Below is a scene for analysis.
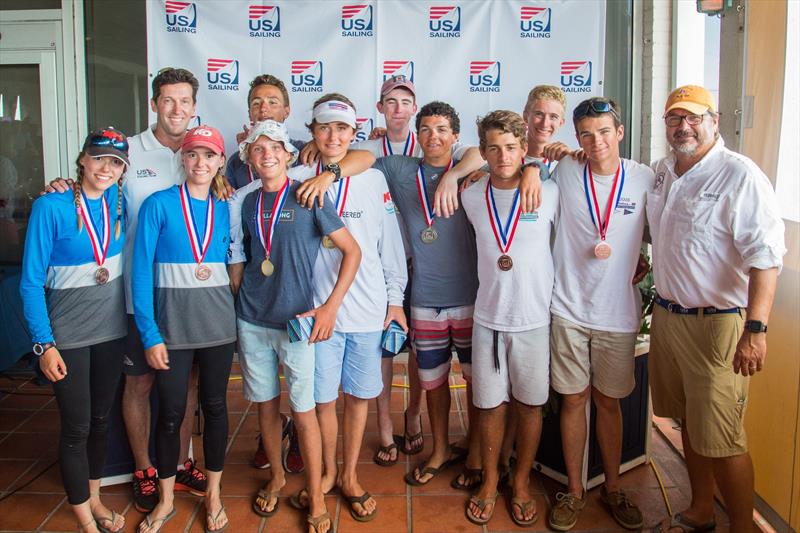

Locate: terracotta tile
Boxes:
[406,458,463,495]
[617,461,675,490]
[0,432,58,459]
[486,492,550,532]
[0,391,55,410]
[0,492,63,531]
[0,459,36,491]
[187,495,262,532]
[215,462,266,497]
[225,391,251,413]
[16,410,60,432]
[411,493,482,532]
[351,463,408,496]
[634,486,691,529]
[41,494,130,531]
[337,494,408,533]
[123,494,200,533]
[0,410,30,432]
[24,460,64,492]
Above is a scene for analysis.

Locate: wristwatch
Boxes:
[744,320,768,333]
[33,341,57,357]
[325,162,342,182]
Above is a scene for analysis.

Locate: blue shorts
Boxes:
[314,331,383,403]
[237,318,316,413]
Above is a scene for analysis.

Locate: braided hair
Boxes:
[74,153,124,240]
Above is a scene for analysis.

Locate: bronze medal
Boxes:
[195,264,212,281]
[321,235,337,249]
[420,227,438,244]
[594,241,612,260]
[497,254,513,271]
[94,267,110,285]
[261,258,275,277]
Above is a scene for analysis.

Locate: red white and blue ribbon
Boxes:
[327,176,351,217]
[583,161,625,242]
[382,131,416,156]
[415,159,452,228]
[179,182,214,265]
[485,180,522,254]
[255,177,289,258]
[79,190,110,266]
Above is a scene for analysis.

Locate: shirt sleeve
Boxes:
[375,174,407,306]
[19,197,57,344]
[730,169,786,273]
[228,181,261,264]
[313,200,345,237]
[132,195,165,349]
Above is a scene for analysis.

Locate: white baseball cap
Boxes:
[239,120,299,164]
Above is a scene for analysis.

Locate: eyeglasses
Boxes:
[85,129,128,151]
[664,113,707,127]
[573,99,620,122]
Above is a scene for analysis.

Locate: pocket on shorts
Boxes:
[707,314,742,369]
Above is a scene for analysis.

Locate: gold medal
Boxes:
[420,227,438,244]
[94,267,110,285]
[261,258,275,277]
[321,235,337,249]
[594,241,612,260]
[195,264,212,281]
[497,254,513,271]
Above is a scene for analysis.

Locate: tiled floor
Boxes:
[0,360,733,533]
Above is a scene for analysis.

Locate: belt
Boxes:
[655,295,741,316]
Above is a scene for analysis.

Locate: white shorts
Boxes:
[471,322,550,409]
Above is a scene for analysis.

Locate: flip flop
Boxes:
[404,446,466,486]
[289,487,338,510]
[510,497,538,527]
[252,487,280,517]
[373,441,399,467]
[465,492,497,525]
[95,510,124,533]
[652,512,716,533]
[393,410,423,455]
[307,511,332,533]
[205,505,229,533]
[345,491,378,522]
[139,508,176,533]
[450,467,483,491]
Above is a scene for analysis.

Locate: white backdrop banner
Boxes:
[147,0,606,155]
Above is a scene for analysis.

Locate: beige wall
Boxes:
[740,1,800,528]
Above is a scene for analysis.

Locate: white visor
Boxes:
[311,100,357,129]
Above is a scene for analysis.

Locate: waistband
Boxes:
[655,295,742,316]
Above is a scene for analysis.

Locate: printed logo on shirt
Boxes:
[560,61,592,93]
[654,171,666,192]
[341,4,373,37]
[469,61,501,93]
[383,60,414,82]
[520,212,539,222]
[355,118,374,143]
[383,191,397,214]
[207,58,239,91]
[700,191,720,202]
[520,6,551,38]
[165,1,197,33]
[136,168,158,178]
[248,5,280,37]
[291,61,324,93]
[429,6,461,38]
[615,198,637,215]
[261,209,295,222]
[341,209,364,219]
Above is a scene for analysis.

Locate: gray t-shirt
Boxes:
[236,181,344,329]
[374,155,478,308]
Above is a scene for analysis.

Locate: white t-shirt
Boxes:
[550,156,654,333]
[461,176,558,332]
[293,166,407,333]
[122,126,185,313]
[648,138,785,309]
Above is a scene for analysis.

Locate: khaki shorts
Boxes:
[649,305,748,458]
[549,314,638,398]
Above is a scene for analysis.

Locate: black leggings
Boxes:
[52,337,125,505]
[155,343,234,479]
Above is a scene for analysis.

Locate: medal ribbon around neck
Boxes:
[179,182,215,265]
[485,180,522,254]
[382,131,416,156]
[415,159,452,228]
[79,190,110,267]
[583,160,625,242]
[255,177,289,259]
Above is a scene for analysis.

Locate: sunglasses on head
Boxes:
[86,130,128,151]
[573,99,620,122]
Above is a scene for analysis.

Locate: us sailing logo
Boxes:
[207,59,239,91]
[560,61,592,92]
[165,1,196,33]
[382,61,414,82]
[291,61,323,92]
[341,4,373,37]
[429,5,460,37]
[520,6,551,38]
[355,118,374,142]
[248,5,280,37]
[469,61,501,92]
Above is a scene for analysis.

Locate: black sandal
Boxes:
[373,441,399,467]
[393,410,423,455]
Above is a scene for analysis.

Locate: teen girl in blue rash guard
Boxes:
[132,125,235,533]
[20,128,129,533]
